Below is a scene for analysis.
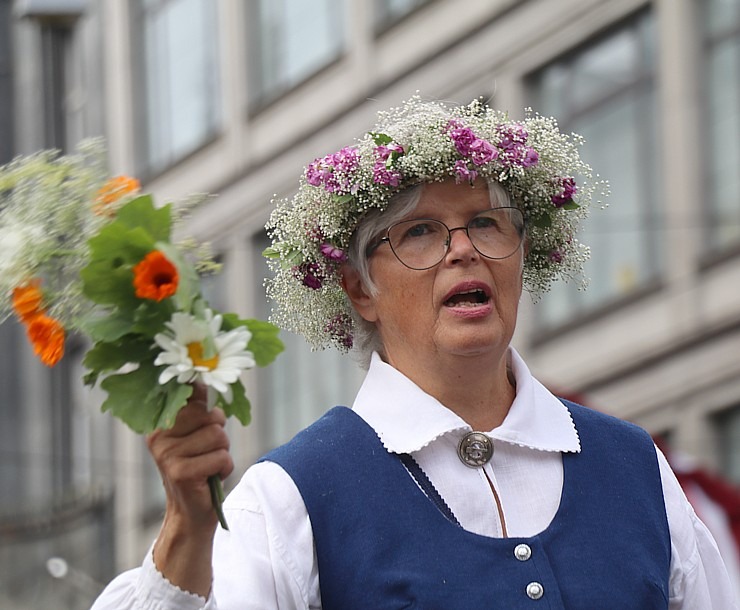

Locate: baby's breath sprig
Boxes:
[265,95,607,352]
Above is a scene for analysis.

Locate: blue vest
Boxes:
[261,400,670,609]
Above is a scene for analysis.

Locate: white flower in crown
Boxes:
[154,309,256,404]
[264,95,608,352]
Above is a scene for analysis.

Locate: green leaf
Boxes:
[157,240,202,312]
[82,197,173,308]
[531,214,552,229]
[132,300,173,338]
[99,363,164,434]
[84,337,154,376]
[80,259,139,307]
[115,195,172,242]
[245,319,285,367]
[332,194,355,205]
[86,223,155,266]
[81,311,135,342]
[221,314,284,367]
[220,379,251,426]
[561,200,580,210]
[264,245,304,268]
[154,382,193,430]
[369,131,393,146]
[83,369,99,387]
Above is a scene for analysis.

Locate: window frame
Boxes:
[246,0,347,113]
[524,9,663,333]
[373,0,436,37]
[699,0,740,260]
[130,0,222,179]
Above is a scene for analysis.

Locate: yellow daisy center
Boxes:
[187,342,220,370]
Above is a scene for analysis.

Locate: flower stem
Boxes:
[208,475,229,530]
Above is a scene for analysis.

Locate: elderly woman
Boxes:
[92,97,735,609]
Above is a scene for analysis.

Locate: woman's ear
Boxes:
[340,264,378,322]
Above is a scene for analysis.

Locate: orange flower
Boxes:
[132,250,179,301]
[12,279,45,322]
[26,314,65,366]
[94,175,140,215]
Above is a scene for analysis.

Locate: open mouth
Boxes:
[444,288,490,308]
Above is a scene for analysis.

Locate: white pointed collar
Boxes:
[352,348,581,455]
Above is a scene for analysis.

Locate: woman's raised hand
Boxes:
[147,383,234,597]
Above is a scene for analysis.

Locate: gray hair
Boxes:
[346,180,513,368]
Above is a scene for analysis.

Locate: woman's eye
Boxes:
[469,216,498,230]
[405,222,434,238]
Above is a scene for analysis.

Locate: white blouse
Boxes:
[91,349,737,610]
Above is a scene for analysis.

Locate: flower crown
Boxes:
[264,96,603,352]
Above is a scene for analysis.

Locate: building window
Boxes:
[374,0,432,32]
[0,0,13,163]
[254,233,364,452]
[39,23,72,150]
[703,0,740,253]
[527,11,661,328]
[133,0,221,175]
[716,406,740,485]
[247,0,345,108]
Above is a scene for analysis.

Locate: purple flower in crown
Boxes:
[294,262,323,290]
[453,160,479,184]
[502,144,537,168]
[305,147,360,193]
[325,313,353,350]
[305,158,333,187]
[521,147,539,168]
[373,164,402,187]
[449,126,478,157]
[332,146,360,174]
[548,248,565,264]
[497,123,529,150]
[372,143,403,186]
[551,177,578,207]
[320,242,347,262]
[374,143,405,162]
[468,138,498,166]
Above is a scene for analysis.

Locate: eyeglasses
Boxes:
[367,207,525,270]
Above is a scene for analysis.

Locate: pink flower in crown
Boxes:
[332,146,360,171]
[468,138,498,166]
[551,177,578,207]
[497,123,529,150]
[306,158,333,187]
[320,242,347,262]
[453,160,479,184]
[449,126,477,157]
[305,147,360,193]
[521,147,539,168]
[374,143,405,161]
[373,165,402,186]
[372,143,404,186]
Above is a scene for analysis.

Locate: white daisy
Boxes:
[154,309,255,404]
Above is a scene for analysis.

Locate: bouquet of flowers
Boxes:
[0,140,284,528]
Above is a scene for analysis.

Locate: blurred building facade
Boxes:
[1,0,739,607]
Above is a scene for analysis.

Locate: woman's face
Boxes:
[351,179,524,369]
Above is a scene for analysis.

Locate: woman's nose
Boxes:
[445,226,479,262]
